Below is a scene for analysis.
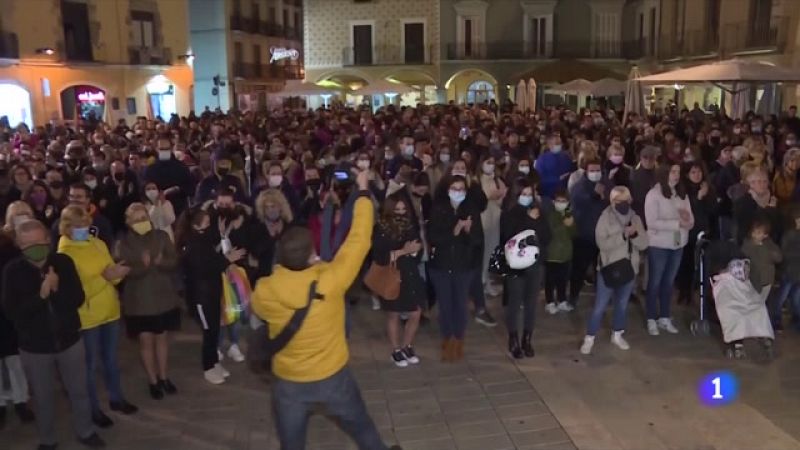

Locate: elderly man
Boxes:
[2,220,104,449]
[49,183,113,250]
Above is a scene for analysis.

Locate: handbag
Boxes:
[247,280,322,375]
[488,243,512,276]
[364,254,401,300]
[600,225,635,289]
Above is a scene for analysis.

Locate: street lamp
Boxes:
[35,48,55,56]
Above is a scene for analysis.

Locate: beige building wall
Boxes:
[0,0,193,125]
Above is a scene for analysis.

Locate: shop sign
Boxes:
[270,47,299,63]
[77,90,105,102]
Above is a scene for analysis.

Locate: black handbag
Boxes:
[247,280,322,375]
[600,227,635,289]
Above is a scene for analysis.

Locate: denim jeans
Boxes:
[646,247,683,320]
[429,268,472,339]
[82,320,125,412]
[587,274,634,336]
[272,367,389,450]
[218,323,241,347]
[774,278,800,328]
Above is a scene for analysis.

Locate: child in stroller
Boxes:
[706,240,775,359]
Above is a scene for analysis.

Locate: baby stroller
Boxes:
[706,240,774,359]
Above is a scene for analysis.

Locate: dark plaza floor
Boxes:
[4,290,800,450]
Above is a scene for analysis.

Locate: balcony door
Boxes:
[403,22,425,64]
[352,23,373,65]
[61,0,93,61]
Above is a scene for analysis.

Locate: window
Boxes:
[707,0,720,46]
[61,0,93,61]
[294,12,301,37]
[530,17,547,57]
[252,2,259,20]
[269,6,276,23]
[126,97,137,115]
[131,11,155,48]
[403,22,425,63]
[466,81,495,105]
[232,0,241,16]
[253,44,262,76]
[749,0,772,46]
[464,19,472,56]
[283,8,289,26]
[352,24,373,65]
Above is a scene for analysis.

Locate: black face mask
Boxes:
[615,202,631,215]
[217,167,230,177]
[307,179,322,192]
[218,207,238,221]
[113,172,125,182]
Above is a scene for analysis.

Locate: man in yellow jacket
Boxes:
[252,170,400,450]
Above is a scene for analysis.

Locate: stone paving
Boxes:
[5,291,800,450]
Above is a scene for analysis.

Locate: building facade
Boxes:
[302,0,800,110]
[190,0,304,112]
[0,0,194,127]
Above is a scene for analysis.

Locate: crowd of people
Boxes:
[0,97,799,449]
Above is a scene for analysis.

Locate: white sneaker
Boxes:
[580,335,595,355]
[227,344,245,362]
[371,296,381,311]
[546,303,559,315]
[657,318,679,334]
[214,363,230,378]
[611,331,630,350]
[557,301,574,312]
[647,319,660,336]
[204,368,225,385]
[217,349,224,362]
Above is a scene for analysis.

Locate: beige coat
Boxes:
[116,229,181,317]
[595,207,649,273]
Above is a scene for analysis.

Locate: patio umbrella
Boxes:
[730,83,752,120]
[590,78,626,97]
[558,79,594,95]
[277,80,336,96]
[623,66,644,125]
[756,82,777,116]
[527,78,537,112]
[636,59,800,84]
[352,80,414,96]
[515,79,528,111]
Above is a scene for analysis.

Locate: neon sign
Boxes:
[77,91,105,102]
[270,47,299,63]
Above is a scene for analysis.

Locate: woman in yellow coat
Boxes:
[57,205,137,429]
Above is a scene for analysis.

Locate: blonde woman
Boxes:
[57,205,136,428]
[254,189,293,277]
[116,203,181,400]
[3,201,34,234]
[773,148,799,209]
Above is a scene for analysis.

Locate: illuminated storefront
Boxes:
[61,85,106,120]
[0,83,33,129]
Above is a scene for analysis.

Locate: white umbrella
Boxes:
[515,79,528,112]
[276,80,336,96]
[527,78,537,112]
[730,82,752,120]
[558,79,594,94]
[591,78,626,97]
[623,66,644,125]
[636,59,800,83]
[756,82,777,116]
[352,80,414,96]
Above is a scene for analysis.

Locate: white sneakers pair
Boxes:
[580,331,630,355]
[204,363,230,385]
[546,301,574,315]
[647,318,679,336]
[219,344,246,363]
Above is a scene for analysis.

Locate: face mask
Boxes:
[71,227,90,241]
[554,201,569,212]
[113,172,125,182]
[266,209,281,222]
[131,221,152,235]
[439,153,451,164]
[482,163,495,175]
[93,163,106,171]
[268,175,283,188]
[710,137,721,146]
[403,145,415,157]
[733,128,741,135]
[30,192,47,206]
[174,150,185,160]
[145,189,159,202]
[551,145,562,153]
[218,207,237,220]
[518,194,533,207]
[452,170,467,178]
[158,150,172,161]
[307,179,322,191]
[217,167,230,177]
[85,179,97,190]
[614,202,631,215]
[448,190,466,205]
[356,160,370,170]
[752,126,762,133]
[519,165,530,175]
[609,155,623,165]
[384,151,394,160]
[587,171,602,182]
[22,244,49,263]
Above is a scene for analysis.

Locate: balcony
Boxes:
[285,27,297,40]
[258,20,283,37]
[343,44,433,66]
[444,41,634,60]
[283,65,303,79]
[721,17,789,55]
[657,29,719,60]
[230,15,257,33]
[128,46,172,65]
[0,31,19,59]
[232,62,286,80]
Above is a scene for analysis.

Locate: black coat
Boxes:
[372,223,425,312]
[427,196,483,273]
[500,204,552,262]
[0,236,19,357]
[181,231,229,309]
[733,194,782,244]
[144,159,194,216]
[2,253,85,354]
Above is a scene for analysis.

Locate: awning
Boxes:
[276,80,336,96]
[636,59,800,84]
[352,80,415,96]
[522,60,627,84]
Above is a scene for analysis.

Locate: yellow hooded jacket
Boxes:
[251,196,373,382]
[57,236,122,330]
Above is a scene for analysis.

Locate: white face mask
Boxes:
[554,201,569,212]
[268,175,283,188]
[609,155,624,165]
[158,150,172,161]
[356,160,370,170]
[518,165,530,175]
[85,179,98,190]
[145,189,159,202]
[403,145,415,157]
[587,171,602,182]
[439,153,451,164]
[482,163,495,175]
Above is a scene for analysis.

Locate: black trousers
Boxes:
[676,238,697,301]
[569,238,599,305]
[195,301,221,371]
[545,261,570,304]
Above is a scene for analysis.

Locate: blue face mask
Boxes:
[448,190,466,205]
[71,227,90,242]
[518,195,533,207]
[551,145,562,153]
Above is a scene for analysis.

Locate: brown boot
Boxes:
[441,338,452,362]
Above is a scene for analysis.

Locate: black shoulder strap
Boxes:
[267,280,323,355]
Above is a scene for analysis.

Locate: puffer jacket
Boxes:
[644,186,694,250]
[595,207,648,273]
[57,236,122,330]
